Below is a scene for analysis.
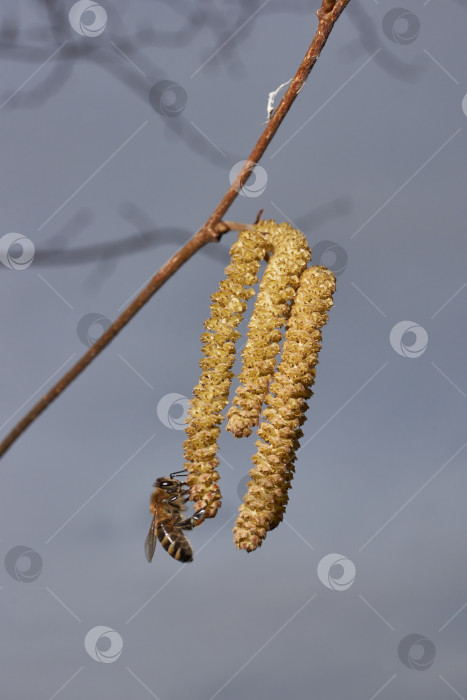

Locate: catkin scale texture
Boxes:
[233,266,336,550]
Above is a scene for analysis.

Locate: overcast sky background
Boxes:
[0,1,466,699]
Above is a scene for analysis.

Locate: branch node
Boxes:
[212,222,230,239]
[321,0,336,14]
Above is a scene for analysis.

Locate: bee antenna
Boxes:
[169,469,188,479]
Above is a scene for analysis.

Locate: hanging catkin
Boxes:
[233,265,336,551]
[183,228,266,517]
[183,220,335,551]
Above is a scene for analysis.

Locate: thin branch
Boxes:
[0,0,352,459]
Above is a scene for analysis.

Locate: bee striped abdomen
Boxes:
[157,522,193,563]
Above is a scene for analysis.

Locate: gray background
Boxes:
[1,1,466,698]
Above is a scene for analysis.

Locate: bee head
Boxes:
[154,477,181,491]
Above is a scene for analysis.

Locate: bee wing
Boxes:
[144,517,158,562]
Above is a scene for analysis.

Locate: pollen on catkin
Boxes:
[226,220,311,439]
[233,265,336,551]
[183,229,267,517]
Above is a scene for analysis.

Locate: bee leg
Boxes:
[178,508,206,530]
[168,490,190,504]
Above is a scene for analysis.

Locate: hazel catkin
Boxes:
[183,228,266,517]
[233,265,336,551]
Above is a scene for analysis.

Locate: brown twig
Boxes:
[0,0,352,459]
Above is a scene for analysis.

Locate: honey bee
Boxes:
[145,471,205,563]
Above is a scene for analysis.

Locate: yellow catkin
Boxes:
[226,220,310,438]
[233,266,336,551]
[183,229,267,517]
